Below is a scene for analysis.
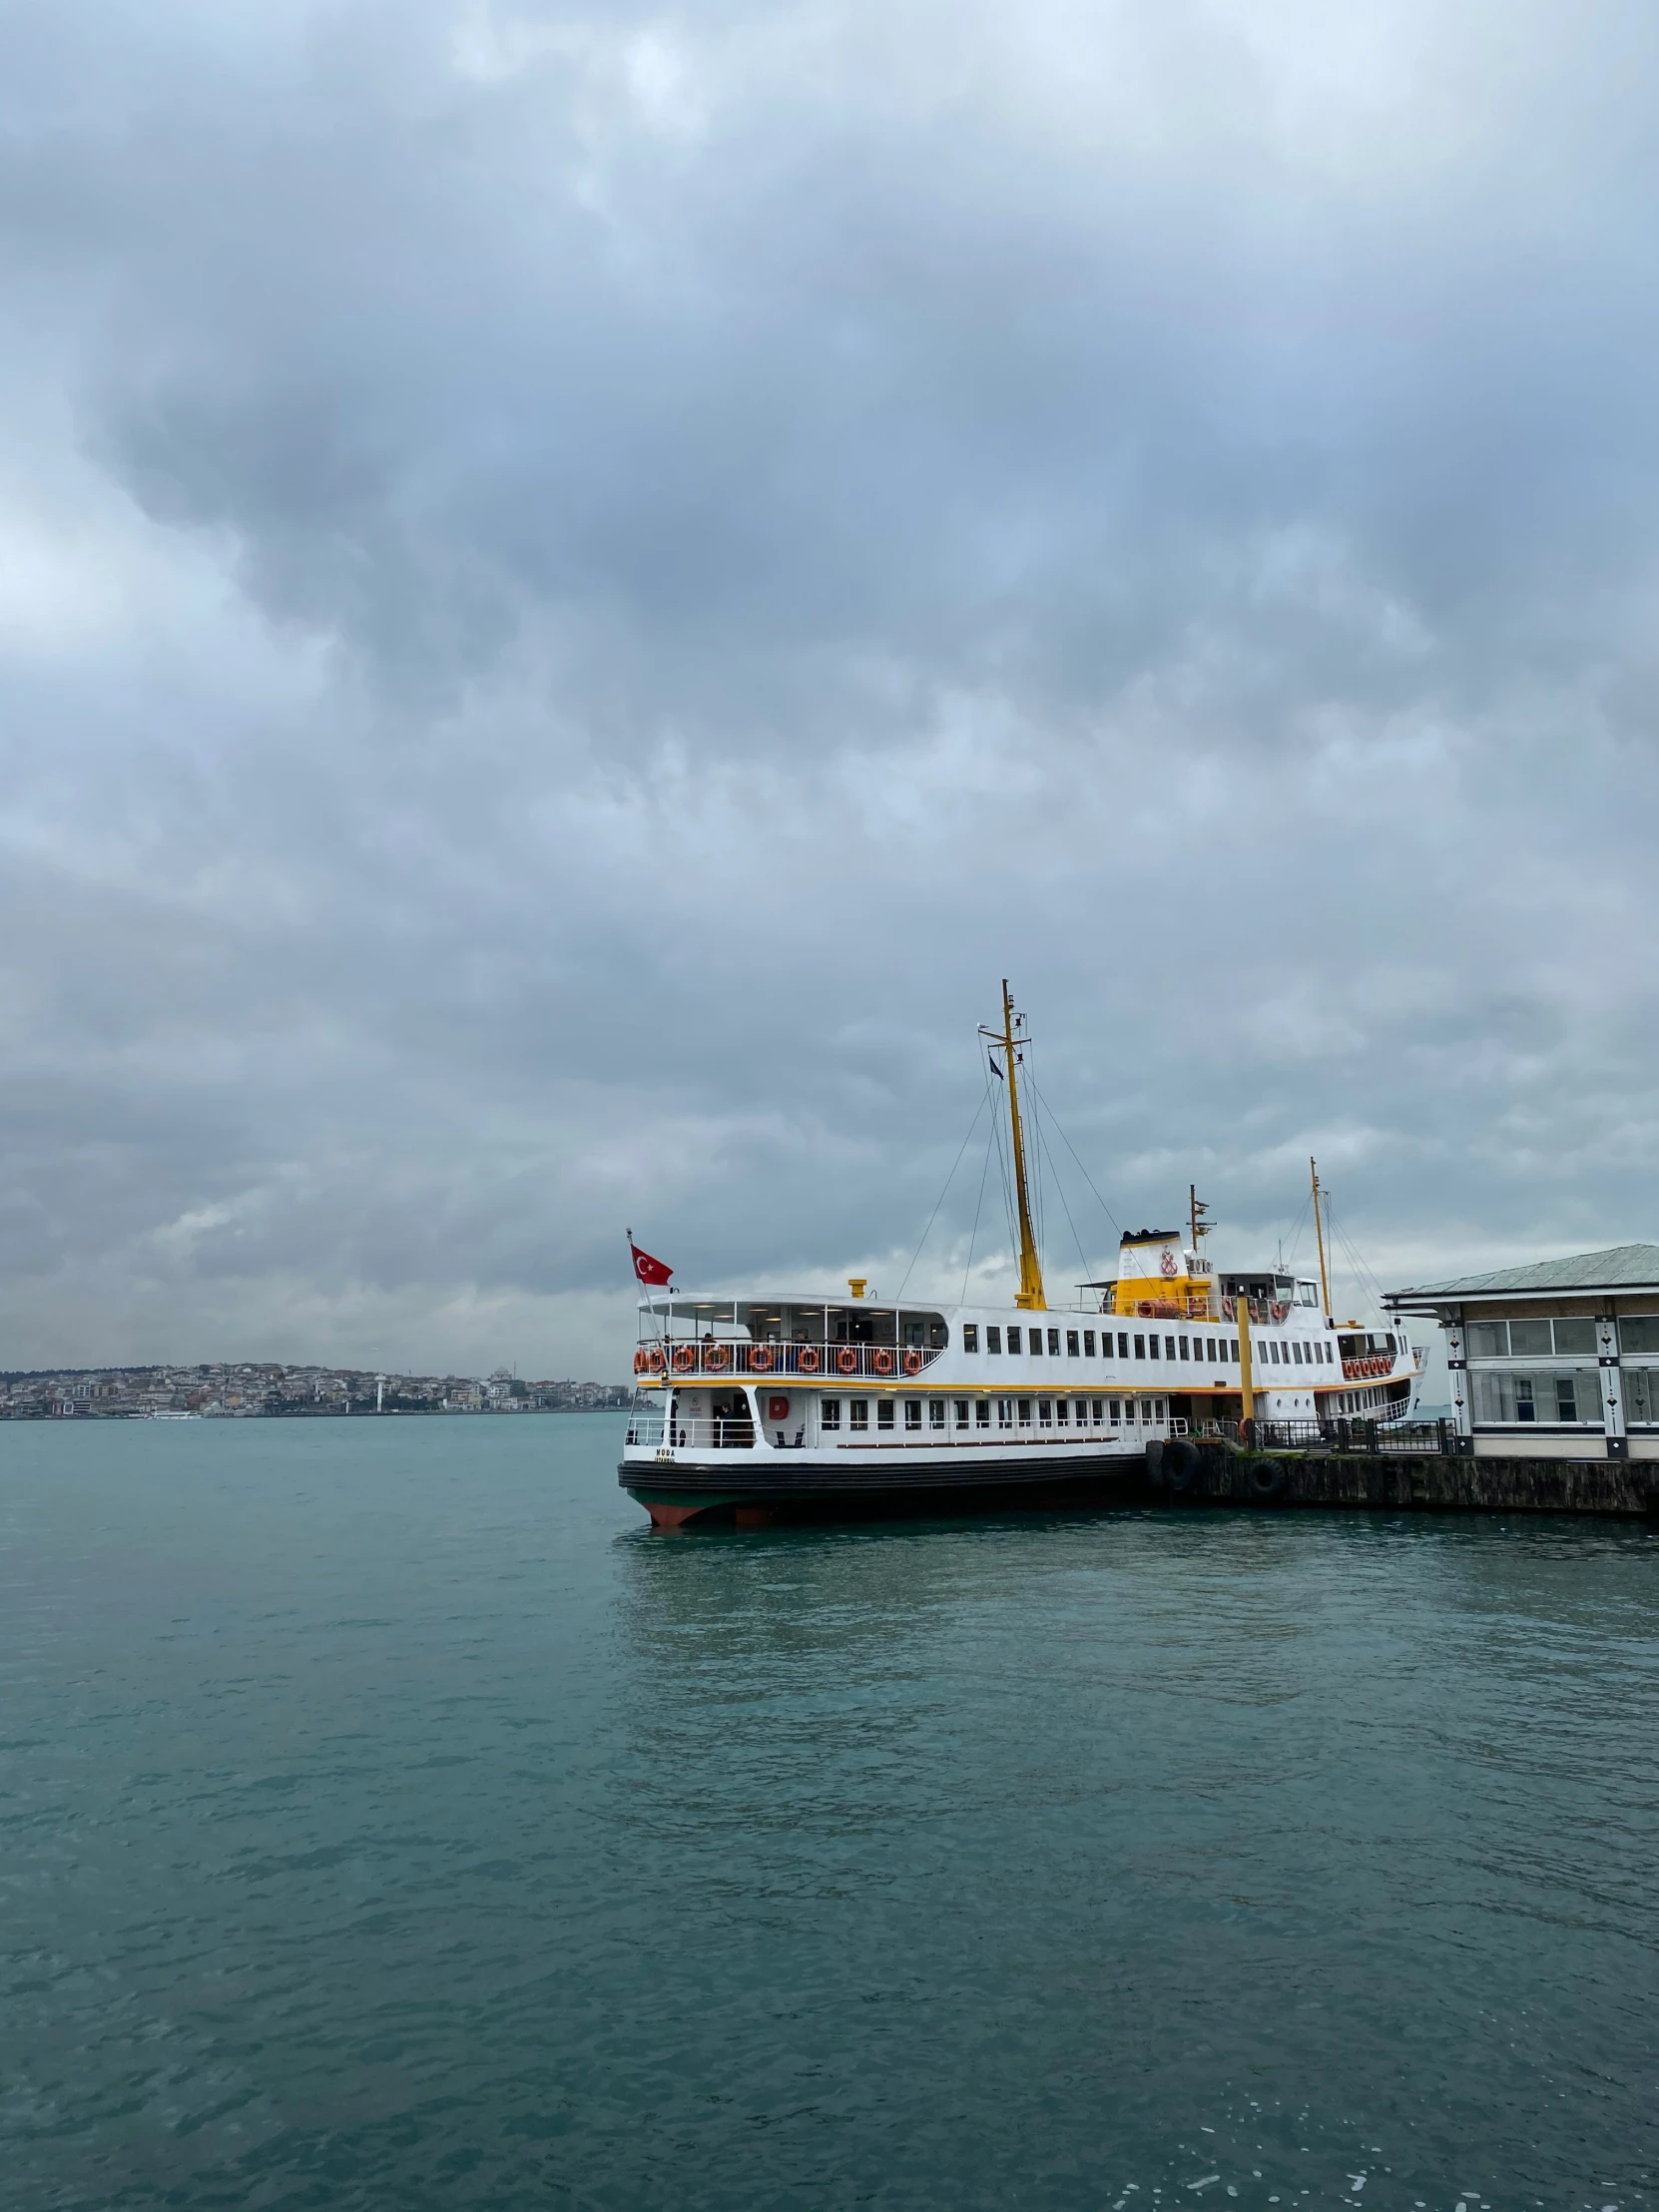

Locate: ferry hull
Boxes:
[620,1447,1143,1527]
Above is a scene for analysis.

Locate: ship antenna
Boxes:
[1311,1158,1333,1320]
[980,980,1047,1312]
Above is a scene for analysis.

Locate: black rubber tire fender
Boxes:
[1165,1437,1203,1494]
[1144,1437,1166,1490]
[1246,1456,1289,1502]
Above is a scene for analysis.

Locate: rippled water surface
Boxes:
[2,1415,1656,2210]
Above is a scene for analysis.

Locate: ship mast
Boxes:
[1311,1157,1332,1319]
[980,980,1047,1312]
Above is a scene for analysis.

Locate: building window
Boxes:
[953,1399,970,1428]
[1621,1317,1659,1355]
[1048,1329,1061,1356]
[1148,1336,1160,1361]
[1017,1398,1032,1426]
[1623,1370,1658,1421]
[877,1400,895,1429]
[1067,1331,1080,1358]
[987,1327,1001,1354]
[1472,1317,1602,1358]
[1178,1336,1190,1361]
[1118,1332,1130,1358]
[849,1399,868,1430]
[905,1399,922,1430]
[1037,1397,1052,1425]
[1108,1398,1121,1423]
[1230,1339,1240,1363]
[962,1325,979,1353]
[1083,1331,1096,1357]
[929,1399,946,1429]
[822,1398,841,1429]
[1165,1337,1176,1361]
[1471,1371,1598,1425]
[1293,1342,1304,1365]
[997,1398,1013,1429]
[1091,1398,1104,1423]
[1134,1334,1146,1359]
[1055,1397,1069,1425]
[1007,1327,1022,1355]
[976,1399,991,1427]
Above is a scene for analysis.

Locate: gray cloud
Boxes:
[4,0,1659,1372]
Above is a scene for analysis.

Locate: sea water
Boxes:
[1,1413,1654,2210]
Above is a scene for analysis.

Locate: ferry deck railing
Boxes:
[634,1343,945,1382]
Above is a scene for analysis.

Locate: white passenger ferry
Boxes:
[620,985,1421,1526]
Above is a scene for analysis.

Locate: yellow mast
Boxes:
[1238,1289,1255,1425]
[1311,1157,1332,1319]
[981,980,1047,1311]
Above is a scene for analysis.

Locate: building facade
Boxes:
[1384,1244,1659,1460]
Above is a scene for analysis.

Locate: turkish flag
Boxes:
[631,1242,673,1287]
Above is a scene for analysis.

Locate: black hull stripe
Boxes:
[619,1453,1141,1497]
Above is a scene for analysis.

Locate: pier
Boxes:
[1146,1437,1657,1518]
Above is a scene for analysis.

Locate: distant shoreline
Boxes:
[1,1366,630,1420]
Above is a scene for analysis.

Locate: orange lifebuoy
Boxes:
[750,1345,775,1373]
[836,1348,857,1374]
[633,1349,650,1375]
[649,1347,665,1375]
[799,1347,821,1373]
[672,1346,695,1374]
[902,1349,923,1376]
[705,1343,730,1372]
[872,1349,894,1376]
[1220,1297,1235,1321]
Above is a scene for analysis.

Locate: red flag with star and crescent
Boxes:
[629,1237,673,1288]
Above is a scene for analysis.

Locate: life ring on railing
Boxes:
[1271,1302,1290,1324]
[835,1348,858,1374]
[705,1343,730,1372]
[901,1349,923,1376]
[633,1349,650,1376]
[750,1346,774,1373]
[798,1346,821,1373]
[872,1349,894,1376]
[1220,1297,1235,1322]
[672,1346,696,1374]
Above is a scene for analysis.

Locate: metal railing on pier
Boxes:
[1232,1415,1453,1457]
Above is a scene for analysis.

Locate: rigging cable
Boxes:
[1033,1111,1094,1290]
[1025,1075,1124,1240]
[895,1081,993,1304]
[961,1108,999,1305]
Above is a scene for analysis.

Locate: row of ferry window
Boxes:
[959,1324,1336,1368]
[820,1396,1168,1431]
[1465,1316,1659,1358]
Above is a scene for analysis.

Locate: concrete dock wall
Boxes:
[1167,1448,1659,1517]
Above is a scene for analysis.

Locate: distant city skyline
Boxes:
[1,1364,630,1420]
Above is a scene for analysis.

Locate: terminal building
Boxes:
[1384,1244,1659,1460]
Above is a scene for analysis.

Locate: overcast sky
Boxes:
[4,0,1659,1378]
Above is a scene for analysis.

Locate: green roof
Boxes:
[1391,1243,1659,1299]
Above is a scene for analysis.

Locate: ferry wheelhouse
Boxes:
[619,986,1421,1526]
